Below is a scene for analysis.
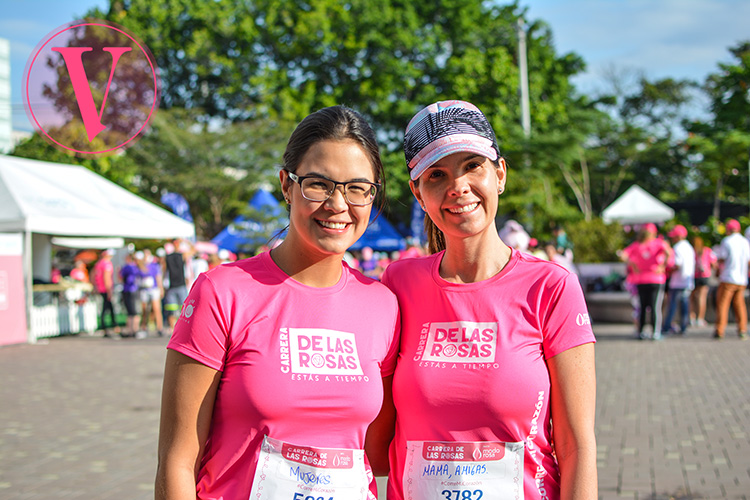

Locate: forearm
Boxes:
[155,461,198,500]
[556,439,598,500]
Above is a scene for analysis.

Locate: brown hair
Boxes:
[282,105,386,215]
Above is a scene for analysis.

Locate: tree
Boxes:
[124,108,295,239]
[89,0,586,225]
[688,41,750,214]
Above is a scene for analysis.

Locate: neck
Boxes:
[440,230,511,284]
[270,240,344,288]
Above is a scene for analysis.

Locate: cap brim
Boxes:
[409,134,497,180]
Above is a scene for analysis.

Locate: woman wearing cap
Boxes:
[381,100,597,500]
[155,106,400,499]
[620,224,672,340]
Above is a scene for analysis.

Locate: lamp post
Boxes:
[517,18,531,138]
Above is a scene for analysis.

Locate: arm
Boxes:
[548,343,597,500]
[155,350,221,500]
[364,375,396,476]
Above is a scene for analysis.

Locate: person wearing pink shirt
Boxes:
[155,106,400,500]
[620,224,672,340]
[382,100,597,500]
[689,235,717,327]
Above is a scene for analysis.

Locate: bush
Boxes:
[567,218,625,263]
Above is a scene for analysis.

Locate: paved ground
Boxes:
[1,322,749,499]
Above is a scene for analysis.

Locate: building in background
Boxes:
[0,38,11,153]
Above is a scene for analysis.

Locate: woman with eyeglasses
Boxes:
[382,101,597,500]
[155,105,400,500]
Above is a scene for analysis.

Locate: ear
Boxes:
[496,158,507,194]
[279,169,292,203]
[409,179,425,210]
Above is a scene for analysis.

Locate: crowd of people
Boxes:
[619,219,749,341]
[63,240,238,339]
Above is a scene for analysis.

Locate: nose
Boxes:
[324,184,349,211]
[447,173,471,197]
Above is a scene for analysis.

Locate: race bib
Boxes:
[403,440,524,500]
[249,436,371,500]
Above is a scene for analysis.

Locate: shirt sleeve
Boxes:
[540,272,596,359]
[379,308,401,377]
[167,273,229,371]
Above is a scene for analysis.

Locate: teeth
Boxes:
[448,203,478,214]
[318,220,348,229]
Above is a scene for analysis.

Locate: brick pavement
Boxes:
[1,323,749,499]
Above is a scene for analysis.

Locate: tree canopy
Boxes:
[12,0,750,251]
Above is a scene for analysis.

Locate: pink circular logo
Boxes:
[22,19,159,155]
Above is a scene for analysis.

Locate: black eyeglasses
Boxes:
[286,171,380,206]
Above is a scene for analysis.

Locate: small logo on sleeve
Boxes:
[421,321,498,363]
[576,313,591,326]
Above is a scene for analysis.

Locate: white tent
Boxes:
[0,154,194,238]
[602,185,675,225]
[0,154,194,343]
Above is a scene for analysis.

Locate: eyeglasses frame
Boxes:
[285,170,381,206]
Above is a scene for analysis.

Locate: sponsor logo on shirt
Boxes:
[178,299,195,324]
[279,328,364,376]
[576,313,590,326]
[420,321,498,363]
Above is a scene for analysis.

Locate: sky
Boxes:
[1,0,749,133]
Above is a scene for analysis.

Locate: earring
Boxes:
[498,187,504,195]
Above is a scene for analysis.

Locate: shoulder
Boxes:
[514,249,571,279]
[343,264,398,302]
[380,254,438,287]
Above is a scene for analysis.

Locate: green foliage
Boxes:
[566,218,625,263]
[89,0,585,219]
[125,108,295,239]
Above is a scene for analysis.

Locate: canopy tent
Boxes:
[0,154,195,344]
[0,155,195,238]
[211,189,288,253]
[602,185,675,225]
[349,211,406,253]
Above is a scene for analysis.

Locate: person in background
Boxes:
[544,241,577,274]
[526,237,548,259]
[163,239,189,332]
[690,235,716,327]
[155,105,399,500]
[138,249,165,337]
[621,223,672,340]
[661,225,695,335]
[498,219,530,252]
[713,219,750,340]
[69,260,90,283]
[384,100,597,500]
[92,249,118,337]
[553,225,574,257]
[119,252,143,339]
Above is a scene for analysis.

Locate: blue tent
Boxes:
[211,189,288,253]
[349,211,406,252]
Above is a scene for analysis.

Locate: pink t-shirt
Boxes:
[622,238,670,285]
[381,249,595,500]
[168,251,400,499]
[92,258,113,293]
[695,247,717,279]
